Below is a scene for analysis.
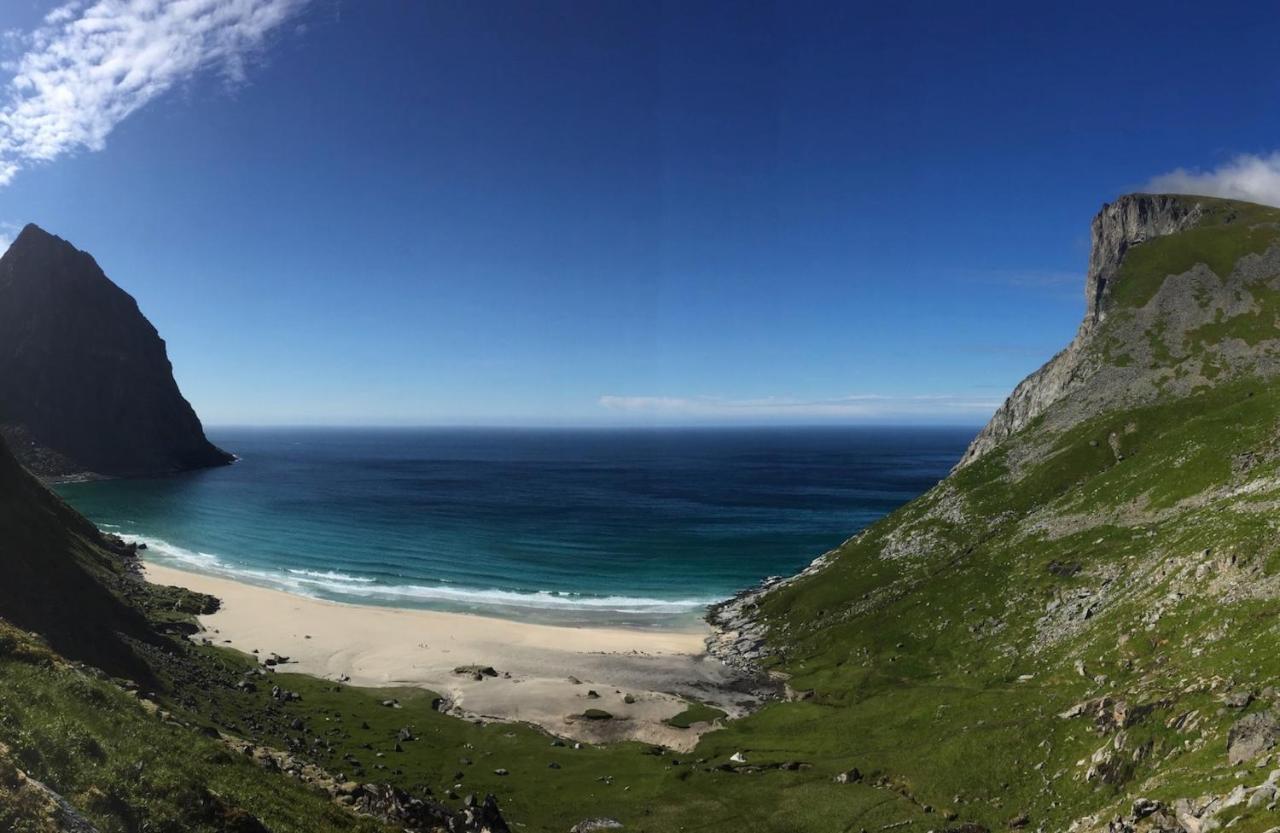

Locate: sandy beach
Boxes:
[144,563,753,751]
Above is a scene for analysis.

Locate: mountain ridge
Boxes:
[0,224,232,479]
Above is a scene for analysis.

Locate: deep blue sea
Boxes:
[56,427,972,627]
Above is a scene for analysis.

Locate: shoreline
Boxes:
[143,562,765,751]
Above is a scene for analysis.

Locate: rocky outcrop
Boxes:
[1228,710,1280,765]
[1085,194,1203,323]
[0,742,100,833]
[956,194,1205,469]
[0,224,232,479]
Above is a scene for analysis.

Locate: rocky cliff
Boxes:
[956,194,1207,468]
[0,224,232,478]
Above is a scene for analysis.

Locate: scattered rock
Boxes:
[1058,696,1145,733]
[1047,560,1081,578]
[1221,691,1254,709]
[833,768,862,784]
[570,819,624,832]
[1131,798,1162,820]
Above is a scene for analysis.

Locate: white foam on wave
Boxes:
[127,535,717,614]
[286,568,376,584]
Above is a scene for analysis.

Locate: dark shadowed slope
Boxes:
[0,437,159,682]
[0,224,232,479]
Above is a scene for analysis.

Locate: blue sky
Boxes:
[0,1,1277,426]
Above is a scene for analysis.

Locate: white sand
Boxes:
[144,563,746,750]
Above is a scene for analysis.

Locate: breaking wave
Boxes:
[129,535,718,615]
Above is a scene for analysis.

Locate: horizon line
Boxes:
[202,421,988,431]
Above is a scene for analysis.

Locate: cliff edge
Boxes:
[0,224,232,479]
[957,193,1209,468]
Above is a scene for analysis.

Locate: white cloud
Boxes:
[1145,152,1280,208]
[0,0,310,186]
[597,393,1002,420]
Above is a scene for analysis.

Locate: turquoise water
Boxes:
[57,427,971,627]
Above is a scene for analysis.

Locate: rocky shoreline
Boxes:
[703,543,846,693]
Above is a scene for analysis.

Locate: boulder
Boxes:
[1228,711,1280,765]
[570,820,624,832]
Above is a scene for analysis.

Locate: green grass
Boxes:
[664,703,728,729]
[0,623,388,833]
[1109,198,1280,310]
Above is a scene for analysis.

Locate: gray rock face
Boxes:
[1085,194,1203,323]
[956,194,1205,469]
[1227,710,1280,765]
[0,224,232,478]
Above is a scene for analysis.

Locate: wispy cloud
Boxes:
[0,0,309,186]
[597,393,1002,420]
[1145,152,1280,208]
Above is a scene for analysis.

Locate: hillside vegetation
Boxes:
[719,194,1280,832]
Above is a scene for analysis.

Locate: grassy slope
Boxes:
[725,197,1280,832]
[0,623,387,833]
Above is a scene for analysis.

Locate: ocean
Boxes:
[57,426,973,627]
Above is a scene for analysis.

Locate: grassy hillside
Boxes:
[0,622,389,833]
[720,194,1280,832]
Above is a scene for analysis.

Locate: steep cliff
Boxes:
[957,194,1208,468]
[0,224,232,479]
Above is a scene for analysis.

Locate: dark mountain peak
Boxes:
[15,221,59,242]
[1,222,111,302]
[0,227,232,478]
[7,222,81,260]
